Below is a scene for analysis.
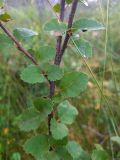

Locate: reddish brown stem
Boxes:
[0,21,37,65]
[56,0,79,65]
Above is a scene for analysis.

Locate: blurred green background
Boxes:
[0,0,120,159]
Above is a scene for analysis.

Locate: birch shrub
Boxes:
[0,0,117,159]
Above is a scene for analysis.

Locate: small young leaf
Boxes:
[0,13,11,22]
[43,18,67,33]
[15,108,43,132]
[20,65,45,84]
[59,72,88,97]
[24,135,49,159]
[13,28,38,41]
[45,64,64,81]
[74,39,92,58]
[57,100,78,125]
[73,18,104,31]
[111,136,120,145]
[53,3,60,13]
[38,46,55,63]
[51,118,68,140]
[34,97,53,116]
[66,141,83,159]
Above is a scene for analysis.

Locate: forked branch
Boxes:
[56,0,79,65]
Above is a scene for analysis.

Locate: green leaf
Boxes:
[14,108,43,132]
[53,3,60,13]
[74,39,92,58]
[13,28,38,41]
[49,137,68,147]
[38,46,55,63]
[10,152,21,160]
[45,64,64,81]
[91,144,109,160]
[59,72,88,97]
[0,13,11,22]
[24,135,49,159]
[66,141,83,159]
[79,151,91,160]
[111,136,120,145]
[57,100,78,125]
[41,152,60,160]
[51,118,68,140]
[20,65,45,84]
[43,18,67,33]
[34,97,53,117]
[56,147,72,160]
[91,150,108,160]
[73,18,104,31]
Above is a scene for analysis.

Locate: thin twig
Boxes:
[54,0,65,65]
[0,21,37,65]
[56,0,79,65]
[0,21,51,85]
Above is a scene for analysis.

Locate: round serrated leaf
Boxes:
[45,64,64,81]
[49,137,68,148]
[56,147,72,160]
[20,65,45,84]
[59,72,88,97]
[13,27,38,41]
[51,118,68,140]
[91,149,109,160]
[66,141,83,159]
[73,18,104,31]
[57,100,78,125]
[38,46,55,63]
[24,135,49,159]
[41,152,60,160]
[74,39,92,58]
[43,18,67,33]
[34,97,53,117]
[14,108,42,132]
